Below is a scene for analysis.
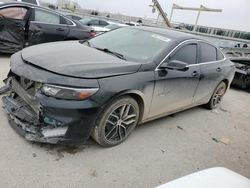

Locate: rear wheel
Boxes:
[205,81,227,109]
[92,96,139,147]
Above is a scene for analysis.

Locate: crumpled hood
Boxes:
[21,41,141,79]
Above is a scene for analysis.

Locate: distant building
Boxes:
[57,0,81,11]
[178,23,250,40]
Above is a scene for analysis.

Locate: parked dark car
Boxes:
[0,2,95,53]
[1,27,235,146]
[79,17,109,27]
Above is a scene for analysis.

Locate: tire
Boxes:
[205,81,227,109]
[92,96,140,147]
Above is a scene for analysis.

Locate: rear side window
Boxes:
[33,9,60,24]
[217,49,224,60]
[0,7,27,20]
[170,44,197,64]
[200,42,217,63]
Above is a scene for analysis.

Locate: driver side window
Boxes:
[169,44,197,64]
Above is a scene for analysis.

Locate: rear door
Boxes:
[193,41,225,104]
[27,8,70,46]
[0,6,30,53]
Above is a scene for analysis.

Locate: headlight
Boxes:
[41,84,99,100]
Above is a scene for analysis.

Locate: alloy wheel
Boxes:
[104,104,137,142]
[212,83,226,108]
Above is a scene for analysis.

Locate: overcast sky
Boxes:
[50,0,249,31]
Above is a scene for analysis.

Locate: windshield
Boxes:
[87,27,172,62]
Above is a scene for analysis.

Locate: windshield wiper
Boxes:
[95,47,127,60]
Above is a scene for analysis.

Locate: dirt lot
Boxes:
[0,54,249,188]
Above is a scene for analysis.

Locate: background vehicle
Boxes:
[65,14,82,21]
[1,27,235,147]
[92,21,128,35]
[231,60,250,90]
[157,167,250,188]
[124,21,141,26]
[79,17,109,27]
[0,2,95,53]
[105,22,128,30]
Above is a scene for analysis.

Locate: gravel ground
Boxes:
[0,55,249,188]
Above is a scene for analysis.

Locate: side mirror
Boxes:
[161,60,189,71]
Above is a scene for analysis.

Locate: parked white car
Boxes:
[156,168,250,188]
[92,21,128,35]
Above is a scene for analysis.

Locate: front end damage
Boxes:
[1,74,100,145]
[2,77,69,144]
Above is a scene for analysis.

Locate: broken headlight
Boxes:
[41,84,99,100]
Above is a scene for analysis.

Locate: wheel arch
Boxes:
[221,79,229,89]
[108,90,145,123]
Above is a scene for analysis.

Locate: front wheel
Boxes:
[92,96,140,147]
[205,81,227,109]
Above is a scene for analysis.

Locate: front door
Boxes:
[27,8,69,46]
[0,6,30,53]
[149,42,201,118]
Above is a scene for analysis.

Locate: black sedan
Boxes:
[1,27,235,147]
[0,2,95,53]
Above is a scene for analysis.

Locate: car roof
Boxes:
[136,26,202,42]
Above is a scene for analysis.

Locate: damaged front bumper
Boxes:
[3,96,68,144]
[2,79,69,144]
[1,77,100,144]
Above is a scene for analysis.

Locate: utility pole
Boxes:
[150,0,171,27]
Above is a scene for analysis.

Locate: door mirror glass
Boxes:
[161,60,189,71]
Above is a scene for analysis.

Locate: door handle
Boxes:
[56,28,65,31]
[216,67,222,72]
[192,71,199,77]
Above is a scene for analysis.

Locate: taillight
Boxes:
[90,31,96,37]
